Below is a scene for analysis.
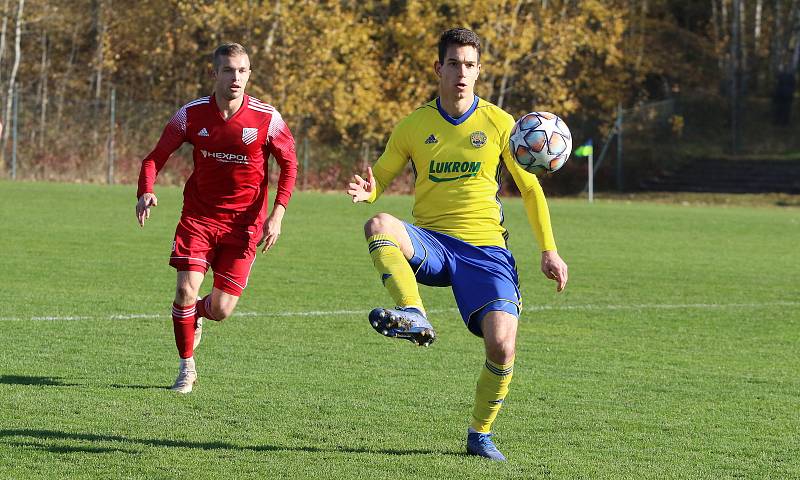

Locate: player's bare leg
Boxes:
[202,287,240,321]
[364,213,416,259]
[364,213,434,346]
[467,311,517,461]
[193,286,241,345]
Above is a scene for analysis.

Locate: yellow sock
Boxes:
[367,234,424,311]
[470,357,514,433]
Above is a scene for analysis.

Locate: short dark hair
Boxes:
[212,43,248,71]
[437,28,481,64]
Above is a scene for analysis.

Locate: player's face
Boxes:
[435,44,480,100]
[213,54,251,101]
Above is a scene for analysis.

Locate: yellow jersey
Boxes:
[368,96,557,251]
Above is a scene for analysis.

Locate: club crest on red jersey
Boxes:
[242,127,258,145]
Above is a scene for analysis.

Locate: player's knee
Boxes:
[207,301,235,322]
[174,285,197,305]
[485,338,516,365]
[364,213,397,237]
[481,311,518,364]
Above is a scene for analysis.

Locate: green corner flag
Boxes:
[574,140,593,157]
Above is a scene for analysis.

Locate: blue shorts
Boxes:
[404,223,521,337]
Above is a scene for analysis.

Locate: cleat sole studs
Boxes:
[371,321,378,328]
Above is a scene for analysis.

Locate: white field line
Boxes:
[0,301,798,322]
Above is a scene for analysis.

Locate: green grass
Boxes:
[0,181,798,479]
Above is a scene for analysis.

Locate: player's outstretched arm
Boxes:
[541,250,568,292]
[346,166,375,203]
[136,193,158,227]
[259,204,286,253]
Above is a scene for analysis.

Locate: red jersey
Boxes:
[137,94,297,227]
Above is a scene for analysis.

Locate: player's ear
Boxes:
[434,60,441,78]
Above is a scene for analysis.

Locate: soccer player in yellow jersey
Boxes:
[346,28,568,461]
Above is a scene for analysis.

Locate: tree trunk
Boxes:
[1,0,23,166]
[772,0,799,125]
[0,0,10,87]
[38,29,48,151]
[711,0,723,72]
[771,0,783,76]
[731,0,742,153]
[790,3,800,72]
[55,24,79,129]
[739,0,747,83]
[263,0,281,56]
[92,0,108,146]
[496,0,524,110]
[94,0,105,102]
[751,0,763,91]
[634,0,649,73]
[754,0,763,46]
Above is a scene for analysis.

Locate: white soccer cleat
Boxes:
[368,307,436,347]
[193,318,203,350]
[170,367,198,394]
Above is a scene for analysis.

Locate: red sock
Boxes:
[172,302,196,359]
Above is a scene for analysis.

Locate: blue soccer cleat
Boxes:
[368,307,436,347]
[466,431,507,461]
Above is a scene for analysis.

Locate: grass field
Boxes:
[0,181,798,479]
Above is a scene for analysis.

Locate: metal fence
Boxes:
[2,89,797,194]
[0,89,382,191]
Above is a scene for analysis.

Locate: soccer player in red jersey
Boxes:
[135,43,297,393]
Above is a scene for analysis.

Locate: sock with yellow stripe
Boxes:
[367,234,424,312]
[470,357,514,433]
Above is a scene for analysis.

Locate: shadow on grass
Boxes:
[0,376,172,390]
[0,375,79,386]
[0,429,462,457]
[10,440,137,454]
[109,384,171,390]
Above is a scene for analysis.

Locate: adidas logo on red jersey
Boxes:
[198,128,209,137]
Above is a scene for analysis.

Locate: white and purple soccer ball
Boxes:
[509,111,572,175]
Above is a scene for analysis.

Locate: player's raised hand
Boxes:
[346,166,375,203]
[136,193,158,227]
[541,250,568,292]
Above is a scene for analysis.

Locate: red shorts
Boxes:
[169,215,259,296]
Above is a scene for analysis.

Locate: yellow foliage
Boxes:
[6,0,725,163]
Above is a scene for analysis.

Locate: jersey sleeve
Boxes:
[367,119,412,203]
[501,121,558,252]
[264,110,297,209]
[136,107,188,198]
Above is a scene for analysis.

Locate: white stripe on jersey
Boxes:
[169,96,210,136]
[249,97,273,108]
[185,96,210,109]
[248,107,272,114]
[246,96,284,145]
[267,110,286,142]
[248,98,274,112]
[249,104,273,112]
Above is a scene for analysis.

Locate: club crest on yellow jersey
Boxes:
[470,131,487,148]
